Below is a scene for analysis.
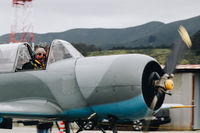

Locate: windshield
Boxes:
[51,43,72,62]
[47,40,83,65]
[48,41,72,64]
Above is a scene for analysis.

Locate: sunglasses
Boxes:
[37,53,46,57]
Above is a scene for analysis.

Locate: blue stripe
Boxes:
[91,94,151,120]
[63,94,152,121]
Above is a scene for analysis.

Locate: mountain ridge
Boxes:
[0,15,200,49]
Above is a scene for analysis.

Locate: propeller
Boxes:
[164,25,192,74]
[143,25,192,131]
[150,25,192,110]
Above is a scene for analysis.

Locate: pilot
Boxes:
[22,47,47,70]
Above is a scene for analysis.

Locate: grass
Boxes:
[87,49,200,65]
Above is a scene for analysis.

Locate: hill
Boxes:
[0,15,200,49]
[121,16,200,49]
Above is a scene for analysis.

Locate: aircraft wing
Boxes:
[160,103,194,110]
[0,99,62,118]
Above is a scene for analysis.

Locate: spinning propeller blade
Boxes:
[164,25,192,74]
[144,26,192,131]
[150,25,192,111]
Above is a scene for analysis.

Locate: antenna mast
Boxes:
[10,0,34,48]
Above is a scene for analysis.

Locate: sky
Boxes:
[1,0,200,35]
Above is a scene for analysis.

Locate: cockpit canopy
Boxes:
[0,43,31,73]
[0,40,83,73]
[0,44,18,73]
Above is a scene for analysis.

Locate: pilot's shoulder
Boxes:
[22,61,34,70]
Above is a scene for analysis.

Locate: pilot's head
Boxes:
[35,48,47,63]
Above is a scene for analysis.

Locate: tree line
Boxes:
[191,30,200,55]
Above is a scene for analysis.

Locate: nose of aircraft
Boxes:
[141,61,165,111]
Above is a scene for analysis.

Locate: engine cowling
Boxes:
[75,54,164,120]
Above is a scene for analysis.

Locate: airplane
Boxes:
[0,25,192,133]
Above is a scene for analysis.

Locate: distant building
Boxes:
[162,65,200,130]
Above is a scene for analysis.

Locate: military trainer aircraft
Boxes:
[0,26,192,133]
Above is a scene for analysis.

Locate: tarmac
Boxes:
[0,127,199,133]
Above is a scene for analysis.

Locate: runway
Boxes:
[0,127,199,133]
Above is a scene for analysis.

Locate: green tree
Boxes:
[191,30,200,55]
[72,43,101,56]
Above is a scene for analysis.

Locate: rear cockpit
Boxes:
[0,40,83,73]
[0,43,29,73]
